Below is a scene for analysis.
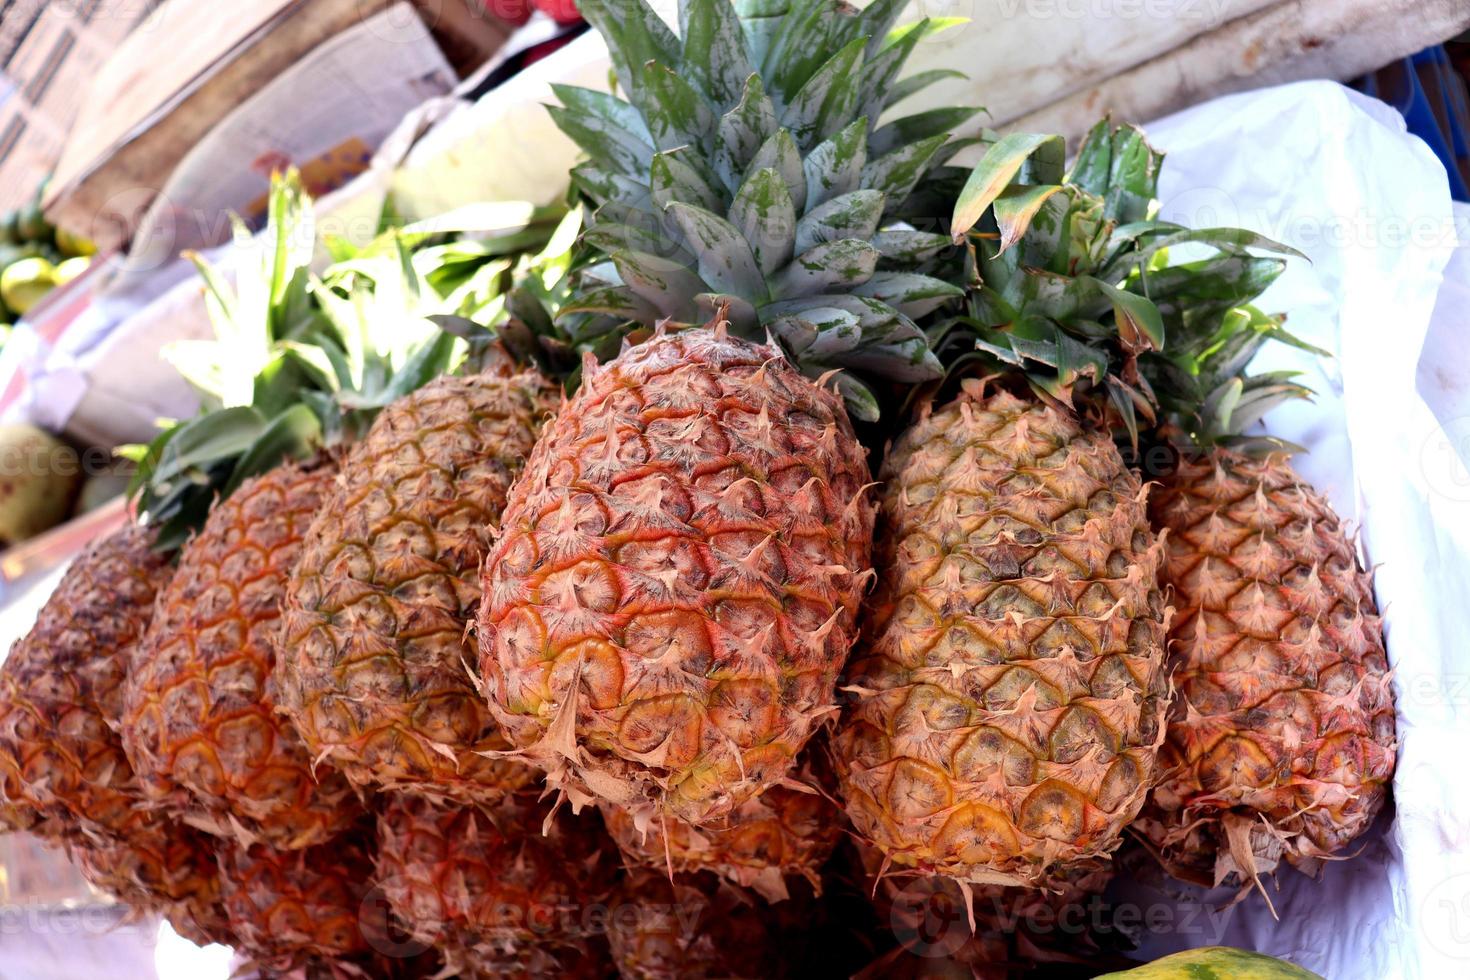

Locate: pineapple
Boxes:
[834,380,1169,887]
[601,752,840,901]
[372,792,613,977]
[1133,301,1395,892]
[122,460,363,849]
[831,120,1307,888]
[480,319,873,825]
[0,523,172,838]
[482,0,986,825]
[215,828,387,975]
[74,822,233,948]
[275,366,558,806]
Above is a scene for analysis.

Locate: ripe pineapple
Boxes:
[74,822,233,948]
[834,381,1169,887]
[1133,304,1395,891]
[276,367,558,806]
[216,829,387,975]
[122,461,362,849]
[0,523,172,838]
[503,0,987,824]
[601,752,840,901]
[480,320,873,825]
[832,120,1308,888]
[373,792,612,977]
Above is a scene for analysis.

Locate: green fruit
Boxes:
[53,256,89,286]
[16,202,52,246]
[55,226,96,257]
[1,257,56,315]
[0,425,82,546]
[1093,948,1323,980]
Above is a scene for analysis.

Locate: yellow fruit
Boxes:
[479,320,874,826]
[121,462,361,848]
[1137,450,1395,889]
[0,523,172,837]
[53,255,90,286]
[276,369,556,805]
[834,383,1170,887]
[1093,947,1322,980]
[1,257,55,315]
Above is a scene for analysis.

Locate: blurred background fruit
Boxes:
[0,425,82,546]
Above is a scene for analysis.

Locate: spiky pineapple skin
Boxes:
[479,328,873,825]
[601,753,840,902]
[0,523,172,837]
[75,821,233,947]
[216,830,384,974]
[122,462,360,849]
[373,793,611,977]
[277,371,557,805]
[1139,450,1395,883]
[834,384,1169,886]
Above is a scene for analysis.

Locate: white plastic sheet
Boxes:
[1114,80,1461,980]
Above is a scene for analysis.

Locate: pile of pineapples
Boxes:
[0,1,1396,977]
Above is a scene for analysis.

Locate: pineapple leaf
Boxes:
[749,128,809,216]
[220,403,322,499]
[762,0,847,111]
[991,184,1066,255]
[771,238,879,300]
[578,0,681,100]
[728,168,797,277]
[651,151,727,215]
[572,165,656,212]
[666,202,766,300]
[1088,277,1165,352]
[802,118,868,212]
[951,132,1065,241]
[869,107,982,158]
[613,250,708,321]
[855,0,908,58]
[827,369,879,422]
[857,17,964,130]
[547,103,656,179]
[872,229,953,265]
[680,0,756,111]
[854,272,964,319]
[781,35,866,153]
[794,190,884,255]
[635,63,716,153]
[550,84,654,145]
[864,135,948,219]
[714,74,780,194]
[887,68,967,107]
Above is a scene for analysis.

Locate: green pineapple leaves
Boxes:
[558,0,981,419]
[944,118,1308,448]
[129,174,576,550]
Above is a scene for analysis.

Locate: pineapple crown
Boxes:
[126,174,577,550]
[939,119,1308,447]
[551,0,982,419]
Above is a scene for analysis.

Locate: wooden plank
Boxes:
[1005,0,1470,145]
[43,0,396,249]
